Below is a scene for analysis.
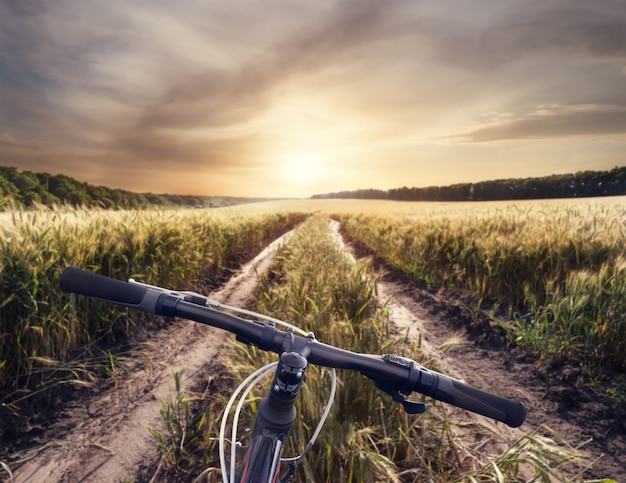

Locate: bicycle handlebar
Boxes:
[60,267,526,428]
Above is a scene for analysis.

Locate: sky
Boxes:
[1,0,625,198]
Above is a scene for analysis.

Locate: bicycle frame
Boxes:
[235,333,312,483]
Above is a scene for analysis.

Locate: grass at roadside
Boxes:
[0,205,308,398]
[337,201,626,373]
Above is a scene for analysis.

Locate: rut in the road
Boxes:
[12,231,292,483]
[328,220,526,444]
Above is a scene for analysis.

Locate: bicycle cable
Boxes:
[223,362,278,483]
[280,367,336,465]
[125,280,309,337]
[203,299,310,337]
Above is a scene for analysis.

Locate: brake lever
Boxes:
[373,381,426,414]
[370,354,427,414]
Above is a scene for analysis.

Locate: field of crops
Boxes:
[333,197,626,372]
[2,197,624,481]
[0,205,308,391]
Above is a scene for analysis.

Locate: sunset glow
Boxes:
[1,0,624,197]
[279,151,331,187]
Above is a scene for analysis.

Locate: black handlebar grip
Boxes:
[418,370,526,427]
[60,267,162,314]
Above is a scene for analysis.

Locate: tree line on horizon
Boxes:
[3,165,625,209]
[312,166,626,202]
[0,166,267,210]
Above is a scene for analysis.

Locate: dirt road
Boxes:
[6,220,625,482]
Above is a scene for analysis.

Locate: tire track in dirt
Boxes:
[328,220,523,468]
[11,231,292,483]
[330,219,625,482]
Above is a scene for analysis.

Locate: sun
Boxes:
[280,151,329,186]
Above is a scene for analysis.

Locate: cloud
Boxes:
[100,0,411,170]
[451,104,626,142]
[1,0,625,195]
[419,0,626,69]
[0,0,45,17]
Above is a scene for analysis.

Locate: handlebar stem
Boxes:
[239,335,311,483]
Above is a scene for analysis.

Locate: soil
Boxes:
[2,221,625,482]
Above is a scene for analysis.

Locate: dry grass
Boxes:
[0,204,308,393]
[336,199,626,371]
